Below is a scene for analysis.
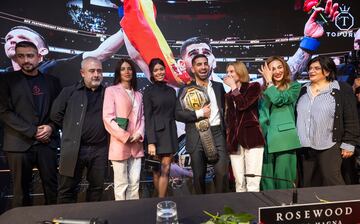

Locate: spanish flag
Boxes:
[120,0,192,86]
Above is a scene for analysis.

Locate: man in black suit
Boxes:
[0,41,61,207]
[175,54,229,194]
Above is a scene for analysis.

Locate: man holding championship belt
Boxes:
[175,54,229,194]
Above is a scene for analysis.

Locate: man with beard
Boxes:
[50,57,108,203]
[0,41,61,207]
[3,26,125,87]
[175,54,228,194]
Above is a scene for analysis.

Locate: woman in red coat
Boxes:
[224,61,265,192]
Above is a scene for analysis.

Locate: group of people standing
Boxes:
[224,56,360,194]
[82,51,360,199]
[1,40,359,209]
[0,40,183,206]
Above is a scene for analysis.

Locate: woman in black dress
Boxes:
[144,58,178,197]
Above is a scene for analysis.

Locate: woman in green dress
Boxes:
[258,56,301,190]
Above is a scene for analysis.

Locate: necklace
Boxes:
[311,82,330,94]
[314,88,321,93]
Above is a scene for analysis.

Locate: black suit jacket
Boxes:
[0,70,61,152]
[175,80,225,153]
[143,82,178,154]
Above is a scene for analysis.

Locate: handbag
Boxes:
[144,155,161,171]
[114,89,135,130]
[114,117,129,130]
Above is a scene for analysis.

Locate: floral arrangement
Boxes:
[202,206,255,224]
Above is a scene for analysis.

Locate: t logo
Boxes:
[335,5,354,31]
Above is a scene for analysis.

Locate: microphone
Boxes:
[51,218,108,224]
[244,173,298,204]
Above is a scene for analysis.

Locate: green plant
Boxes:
[202,206,255,224]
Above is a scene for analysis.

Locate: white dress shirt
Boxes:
[195,81,221,126]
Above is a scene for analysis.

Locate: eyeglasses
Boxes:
[308,66,322,72]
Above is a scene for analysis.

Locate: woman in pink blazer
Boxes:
[103,58,144,200]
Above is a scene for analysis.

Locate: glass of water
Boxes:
[156,200,179,224]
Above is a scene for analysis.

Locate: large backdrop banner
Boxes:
[0,0,359,211]
[1,0,359,88]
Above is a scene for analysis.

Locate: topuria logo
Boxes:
[326,5,355,38]
[335,5,354,31]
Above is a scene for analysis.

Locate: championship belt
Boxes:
[179,85,219,163]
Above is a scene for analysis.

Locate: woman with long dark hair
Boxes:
[103,58,144,200]
[143,58,178,197]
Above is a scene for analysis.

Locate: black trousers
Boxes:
[6,144,58,207]
[190,126,229,194]
[57,144,108,204]
[341,149,359,185]
[299,144,345,187]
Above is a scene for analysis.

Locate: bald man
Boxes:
[51,57,108,203]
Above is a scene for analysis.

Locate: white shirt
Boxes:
[195,81,221,126]
[125,88,138,112]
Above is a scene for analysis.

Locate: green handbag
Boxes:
[114,91,134,130]
[114,117,129,130]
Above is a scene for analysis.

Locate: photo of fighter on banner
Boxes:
[118,0,343,89]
